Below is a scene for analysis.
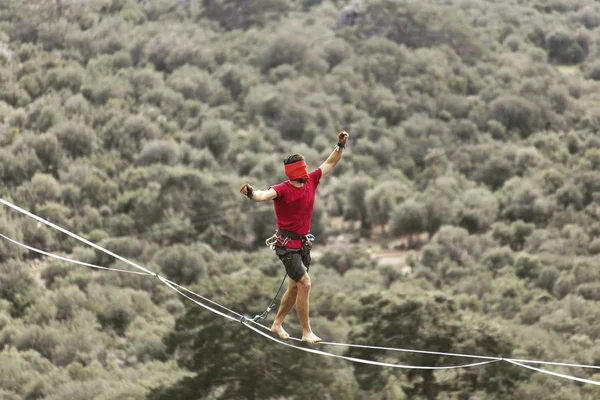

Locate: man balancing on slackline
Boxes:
[239,130,349,344]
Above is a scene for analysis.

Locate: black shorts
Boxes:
[275,246,311,282]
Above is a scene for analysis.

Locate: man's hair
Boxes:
[284,154,304,165]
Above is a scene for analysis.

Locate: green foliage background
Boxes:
[1,0,600,399]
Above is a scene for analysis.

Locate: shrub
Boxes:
[167,65,228,104]
[86,284,138,336]
[536,266,559,292]
[500,178,553,223]
[262,34,307,72]
[450,119,478,141]
[14,133,63,173]
[63,93,91,120]
[40,260,72,288]
[45,65,85,93]
[84,76,132,105]
[0,217,25,262]
[323,38,354,71]
[0,348,46,396]
[0,259,39,316]
[572,6,600,29]
[514,252,541,279]
[37,19,69,51]
[129,68,164,99]
[474,155,514,190]
[390,199,426,239]
[555,183,584,210]
[36,202,72,229]
[277,100,317,143]
[217,63,260,101]
[545,29,589,64]
[146,34,215,72]
[26,173,62,205]
[136,140,181,166]
[14,325,60,360]
[374,100,407,126]
[139,87,185,118]
[453,187,498,233]
[576,283,600,301]
[481,247,514,276]
[148,210,196,246]
[553,273,575,299]
[0,147,42,186]
[488,95,540,137]
[189,119,233,159]
[572,259,600,284]
[51,121,96,159]
[96,236,147,267]
[244,84,283,121]
[103,114,160,160]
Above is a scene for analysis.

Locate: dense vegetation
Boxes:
[2,0,600,398]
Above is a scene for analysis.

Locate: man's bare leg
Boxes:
[296,273,321,344]
[271,279,298,339]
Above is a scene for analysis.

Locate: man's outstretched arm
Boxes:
[319,130,349,177]
[239,184,278,202]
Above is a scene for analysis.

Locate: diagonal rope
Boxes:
[0,232,151,276]
[0,229,247,320]
[161,276,245,319]
[159,275,240,322]
[2,196,600,380]
[0,198,155,275]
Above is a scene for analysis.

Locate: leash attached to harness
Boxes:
[246,272,288,323]
[246,231,316,323]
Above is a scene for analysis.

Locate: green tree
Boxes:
[347,291,522,400]
[365,180,412,233]
[545,29,589,64]
[344,174,374,237]
[0,259,39,317]
[499,177,555,223]
[153,244,213,285]
[390,198,426,246]
[488,95,540,137]
[453,187,498,233]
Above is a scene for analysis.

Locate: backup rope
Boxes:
[243,272,288,324]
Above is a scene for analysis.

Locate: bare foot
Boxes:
[271,324,290,340]
[301,332,322,344]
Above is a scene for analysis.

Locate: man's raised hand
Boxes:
[337,130,349,148]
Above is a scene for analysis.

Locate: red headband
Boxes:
[285,160,309,181]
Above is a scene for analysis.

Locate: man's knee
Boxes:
[288,280,299,294]
[298,273,311,292]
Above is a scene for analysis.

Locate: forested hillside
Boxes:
[1,0,600,399]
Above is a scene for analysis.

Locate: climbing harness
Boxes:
[249,230,316,322]
[265,230,315,250]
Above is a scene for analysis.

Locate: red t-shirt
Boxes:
[270,168,322,249]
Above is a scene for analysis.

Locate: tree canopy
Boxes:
[1,0,600,398]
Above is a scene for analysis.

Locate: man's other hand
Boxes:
[239,183,253,198]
